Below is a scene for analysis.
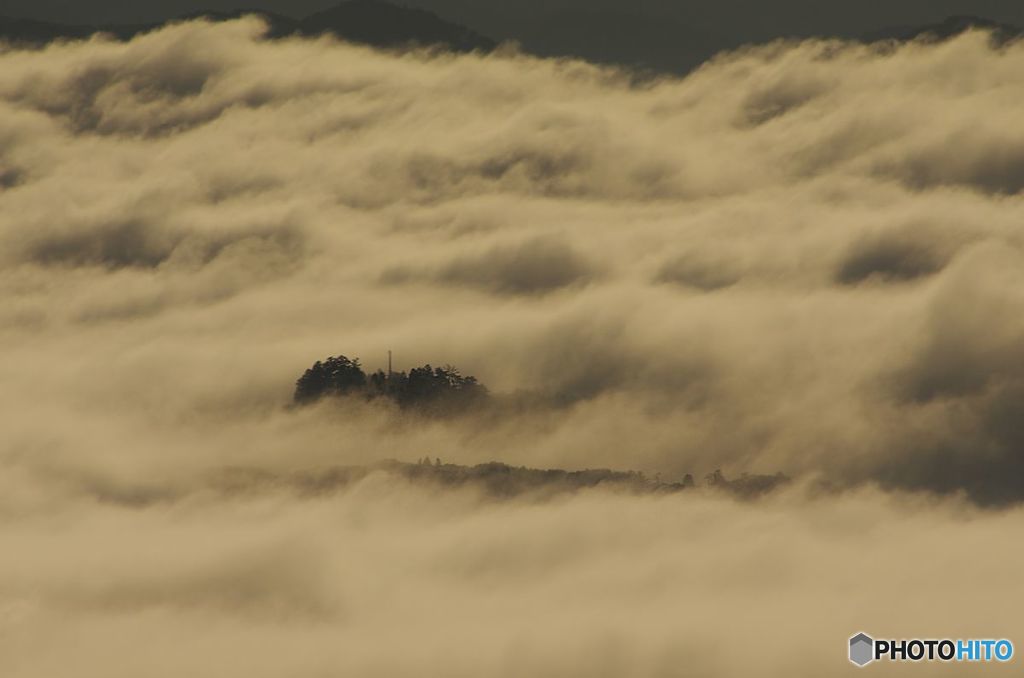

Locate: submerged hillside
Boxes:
[212,460,789,501]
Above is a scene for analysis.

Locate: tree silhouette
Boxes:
[392,364,486,409]
[368,369,389,395]
[293,354,487,411]
[293,355,367,404]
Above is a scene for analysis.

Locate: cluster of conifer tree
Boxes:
[294,355,486,411]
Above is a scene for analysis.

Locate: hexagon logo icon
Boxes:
[850,633,875,667]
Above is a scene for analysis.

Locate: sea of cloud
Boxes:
[1,19,1023,676]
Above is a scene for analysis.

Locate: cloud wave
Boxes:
[2,20,1024,677]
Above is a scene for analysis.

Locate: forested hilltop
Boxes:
[294,354,487,411]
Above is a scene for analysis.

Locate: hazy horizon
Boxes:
[6,0,1024,45]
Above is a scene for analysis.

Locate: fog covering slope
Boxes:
[1,19,1024,677]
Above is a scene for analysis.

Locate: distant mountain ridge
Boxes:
[863,14,1023,45]
[0,0,495,52]
[0,5,1017,72]
[299,0,493,51]
[508,8,716,74]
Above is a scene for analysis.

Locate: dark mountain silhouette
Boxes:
[0,16,150,43]
[505,11,1023,72]
[298,0,494,51]
[0,1,495,52]
[862,15,1023,45]
[2,3,1017,74]
[509,8,717,73]
[178,9,299,39]
[0,16,87,43]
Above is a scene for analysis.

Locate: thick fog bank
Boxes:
[3,21,1024,501]
[1,22,1024,676]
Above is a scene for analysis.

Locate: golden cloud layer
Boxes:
[1,20,1024,676]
